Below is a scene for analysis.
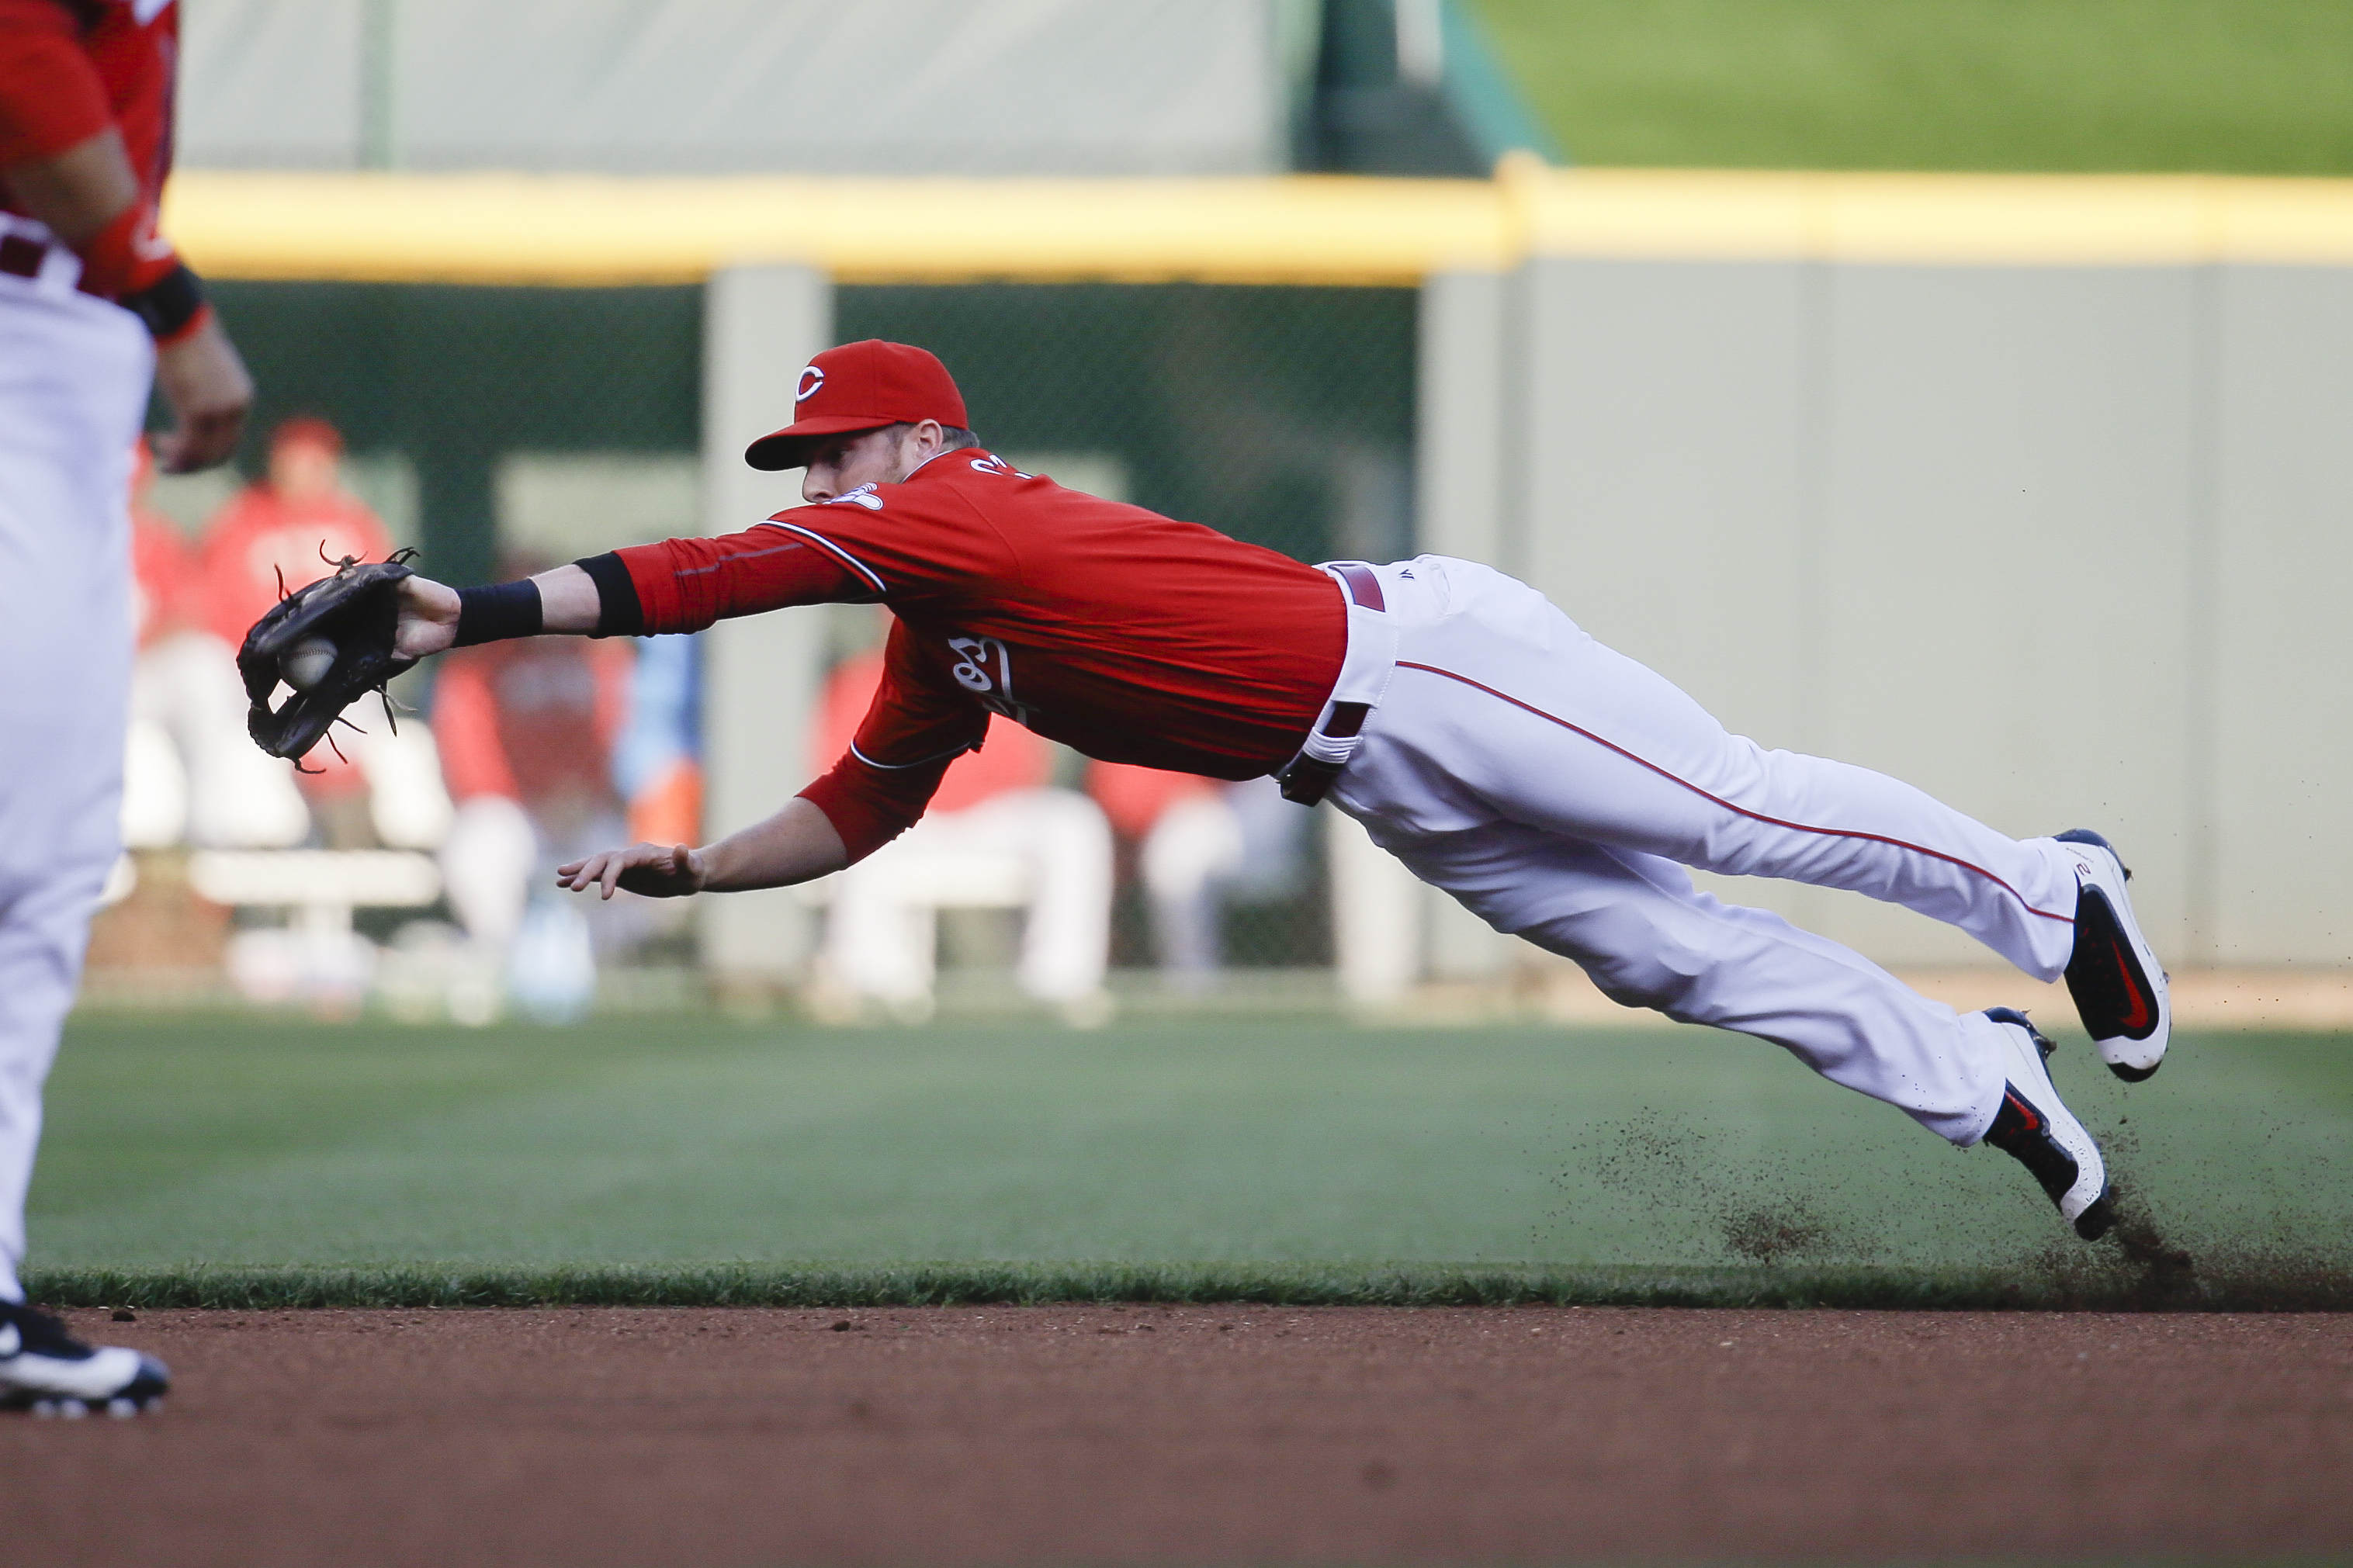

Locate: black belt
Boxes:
[0,232,49,279]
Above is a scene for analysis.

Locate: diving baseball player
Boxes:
[1,0,250,1414]
[365,339,2167,1243]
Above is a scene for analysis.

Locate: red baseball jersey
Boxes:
[0,0,178,220]
[608,452,1346,860]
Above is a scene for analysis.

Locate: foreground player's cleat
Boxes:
[2054,829,2171,1082]
[0,1301,169,1417]
[1978,1008,2114,1241]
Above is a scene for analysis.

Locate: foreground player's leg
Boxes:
[0,284,173,1411]
[1336,556,2168,1074]
[1375,826,2112,1236]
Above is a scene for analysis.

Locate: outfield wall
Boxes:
[1424,254,2353,974]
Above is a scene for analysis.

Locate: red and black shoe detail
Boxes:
[1984,1084,2116,1242]
[1980,1007,2118,1242]
[2056,830,2166,1082]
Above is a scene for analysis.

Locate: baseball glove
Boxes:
[239,551,420,766]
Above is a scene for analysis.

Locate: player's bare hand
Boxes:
[394,575,464,659]
[556,843,707,901]
[151,313,253,472]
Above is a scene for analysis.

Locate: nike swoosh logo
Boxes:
[2115,947,2153,1033]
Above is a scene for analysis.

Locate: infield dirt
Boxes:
[7,1306,2350,1566]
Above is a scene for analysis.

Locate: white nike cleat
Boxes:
[2053,829,2171,1081]
[0,1302,169,1417]
[1976,1007,2115,1241]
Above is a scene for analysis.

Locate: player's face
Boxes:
[802,427,919,504]
[270,441,339,502]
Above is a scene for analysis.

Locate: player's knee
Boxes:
[1527,904,1714,1015]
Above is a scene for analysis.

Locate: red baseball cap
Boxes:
[743,339,970,471]
[271,415,345,458]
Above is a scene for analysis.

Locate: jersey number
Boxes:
[948,636,1027,722]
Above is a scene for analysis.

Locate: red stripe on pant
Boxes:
[1391,660,2074,927]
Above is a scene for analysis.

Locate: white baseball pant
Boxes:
[0,264,152,1302]
[1326,556,2081,1146]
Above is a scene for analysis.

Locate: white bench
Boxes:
[188,849,443,940]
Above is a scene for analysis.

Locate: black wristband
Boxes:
[574,552,645,638]
[453,580,544,646]
[120,261,206,342]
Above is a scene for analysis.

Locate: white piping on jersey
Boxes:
[757,521,886,596]
[850,739,979,770]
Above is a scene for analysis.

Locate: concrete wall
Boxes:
[2211,269,2353,965]
[180,0,1293,176]
[1424,258,2353,971]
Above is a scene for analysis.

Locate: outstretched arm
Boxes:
[395,528,857,659]
[394,564,601,659]
[555,624,979,901]
[555,797,848,898]
[396,538,902,899]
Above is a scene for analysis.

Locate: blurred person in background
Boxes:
[1087,763,1302,991]
[612,632,703,851]
[168,420,453,1009]
[193,415,393,846]
[2,0,249,1409]
[123,438,309,850]
[432,563,635,1017]
[814,622,1111,1021]
[126,437,187,643]
[120,437,195,848]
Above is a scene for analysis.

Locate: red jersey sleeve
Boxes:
[0,0,110,165]
[796,618,988,863]
[609,476,1021,635]
[614,525,863,635]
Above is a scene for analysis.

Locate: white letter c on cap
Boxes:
[796,365,824,403]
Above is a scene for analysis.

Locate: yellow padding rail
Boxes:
[165,161,2353,288]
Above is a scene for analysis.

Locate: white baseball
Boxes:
[280,636,338,692]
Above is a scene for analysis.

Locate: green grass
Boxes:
[22,1011,2353,1308]
[1469,0,2353,173]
